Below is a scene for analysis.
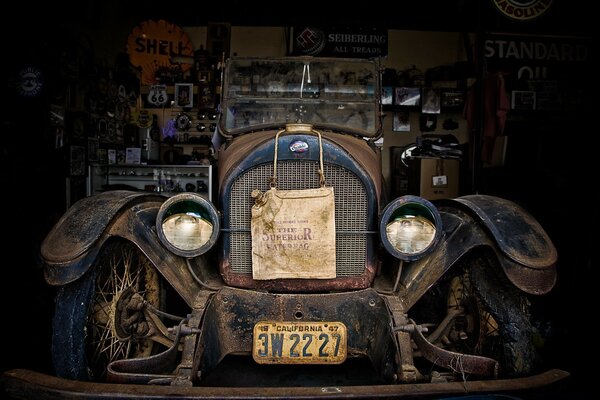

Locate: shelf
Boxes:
[88,164,213,201]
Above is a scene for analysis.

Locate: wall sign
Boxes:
[491,0,553,21]
[485,33,590,79]
[291,26,387,58]
[127,19,194,85]
[485,33,590,110]
[17,66,44,97]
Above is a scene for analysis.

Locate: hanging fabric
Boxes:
[251,126,336,280]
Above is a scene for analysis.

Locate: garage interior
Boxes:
[1,0,593,397]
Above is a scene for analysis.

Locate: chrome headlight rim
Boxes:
[379,195,442,261]
[156,193,220,258]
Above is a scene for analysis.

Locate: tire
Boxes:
[413,252,540,378]
[51,240,163,381]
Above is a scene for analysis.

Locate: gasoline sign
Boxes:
[127,19,194,85]
[491,0,553,21]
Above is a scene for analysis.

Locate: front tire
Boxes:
[413,253,540,378]
[52,240,163,381]
[466,258,538,376]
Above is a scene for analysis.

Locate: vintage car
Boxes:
[1,57,568,398]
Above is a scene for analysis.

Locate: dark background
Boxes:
[2,0,594,397]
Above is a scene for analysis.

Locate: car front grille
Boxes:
[227,160,368,277]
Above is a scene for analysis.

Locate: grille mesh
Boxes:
[228,160,368,276]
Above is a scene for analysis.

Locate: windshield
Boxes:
[220,57,381,137]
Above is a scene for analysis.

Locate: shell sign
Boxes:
[127,19,194,85]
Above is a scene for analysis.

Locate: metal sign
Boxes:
[127,20,194,85]
[291,26,387,58]
[491,0,553,21]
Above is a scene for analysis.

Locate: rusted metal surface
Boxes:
[47,198,217,306]
[192,287,397,381]
[108,206,211,307]
[497,255,557,295]
[41,190,166,264]
[384,295,419,382]
[398,209,493,311]
[411,322,499,378]
[107,290,216,386]
[437,195,558,295]
[43,191,166,286]
[218,129,383,202]
[106,323,184,384]
[218,128,380,292]
[1,368,570,399]
[219,260,378,292]
[447,195,558,269]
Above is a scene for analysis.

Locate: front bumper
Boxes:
[191,287,397,382]
[1,368,570,399]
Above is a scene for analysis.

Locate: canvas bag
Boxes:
[251,127,336,280]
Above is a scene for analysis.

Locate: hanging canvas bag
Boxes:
[251,126,336,280]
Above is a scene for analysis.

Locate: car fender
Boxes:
[440,194,557,294]
[42,190,166,286]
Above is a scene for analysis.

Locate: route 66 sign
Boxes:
[147,84,168,107]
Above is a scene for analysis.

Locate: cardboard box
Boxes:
[408,158,459,200]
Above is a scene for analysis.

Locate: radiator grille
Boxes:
[228,160,368,276]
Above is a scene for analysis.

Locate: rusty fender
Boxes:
[397,194,557,311]
[445,194,557,294]
[40,190,203,307]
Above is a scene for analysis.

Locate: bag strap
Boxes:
[271,126,326,188]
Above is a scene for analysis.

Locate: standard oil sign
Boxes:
[127,19,194,85]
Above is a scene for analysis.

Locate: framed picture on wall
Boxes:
[392,111,410,132]
[441,89,464,110]
[395,87,420,107]
[197,84,215,109]
[421,87,441,114]
[381,86,393,105]
[511,90,536,110]
[175,83,194,108]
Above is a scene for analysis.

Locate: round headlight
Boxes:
[156,193,219,257]
[379,195,442,261]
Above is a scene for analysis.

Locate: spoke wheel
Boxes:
[445,271,502,362]
[86,242,160,378]
[52,240,163,381]
[412,253,539,378]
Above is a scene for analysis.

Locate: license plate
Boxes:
[252,321,347,364]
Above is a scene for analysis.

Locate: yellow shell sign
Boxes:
[127,19,194,85]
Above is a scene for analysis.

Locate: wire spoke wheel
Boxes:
[52,240,163,381]
[412,253,539,378]
[445,271,502,360]
[86,243,160,378]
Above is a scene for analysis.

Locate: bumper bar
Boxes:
[2,368,569,399]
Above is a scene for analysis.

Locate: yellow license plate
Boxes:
[252,321,347,364]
